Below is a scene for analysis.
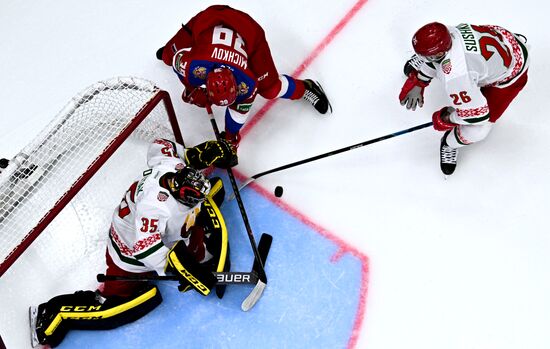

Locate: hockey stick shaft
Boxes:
[205,105,267,283]
[237,121,433,192]
[97,271,258,285]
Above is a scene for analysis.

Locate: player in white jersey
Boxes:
[30,138,237,348]
[399,22,529,175]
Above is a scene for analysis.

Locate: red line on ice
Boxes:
[233,2,371,347]
[240,0,370,138]
[244,178,370,348]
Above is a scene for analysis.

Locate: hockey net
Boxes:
[0,77,183,278]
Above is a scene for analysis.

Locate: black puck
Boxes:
[274,186,283,197]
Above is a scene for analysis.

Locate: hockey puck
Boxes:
[274,186,283,198]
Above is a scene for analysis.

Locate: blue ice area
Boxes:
[58,174,363,349]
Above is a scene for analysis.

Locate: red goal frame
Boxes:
[0,90,182,277]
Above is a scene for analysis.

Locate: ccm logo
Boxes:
[217,273,251,283]
[182,270,209,293]
[60,305,102,312]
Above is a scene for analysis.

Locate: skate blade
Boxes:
[29,306,40,348]
[315,80,333,114]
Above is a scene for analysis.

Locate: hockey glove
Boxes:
[156,46,164,60]
[184,140,238,170]
[432,107,457,131]
[166,241,217,296]
[182,87,209,108]
[399,73,430,111]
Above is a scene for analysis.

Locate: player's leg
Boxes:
[251,41,331,114]
[440,71,528,175]
[440,123,493,175]
[483,71,528,123]
[207,177,225,207]
[32,251,162,347]
[32,284,162,347]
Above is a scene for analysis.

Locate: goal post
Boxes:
[0,77,183,277]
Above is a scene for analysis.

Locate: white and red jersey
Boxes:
[107,139,205,275]
[418,23,529,125]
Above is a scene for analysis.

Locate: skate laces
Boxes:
[441,144,458,164]
[303,89,320,106]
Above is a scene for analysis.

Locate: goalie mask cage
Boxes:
[0,77,183,278]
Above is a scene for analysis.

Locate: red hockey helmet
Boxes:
[412,22,452,59]
[206,67,237,106]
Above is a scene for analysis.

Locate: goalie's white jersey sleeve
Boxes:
[107,139,200,275]
[418,23,529,125]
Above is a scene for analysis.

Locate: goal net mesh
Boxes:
[0,77,181,279]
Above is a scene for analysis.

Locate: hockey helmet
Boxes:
[170,167,211,207]
[412,22,452,61]
[206,67,237,106]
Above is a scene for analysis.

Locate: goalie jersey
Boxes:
[107,139,206,275]
[417,24,529,124]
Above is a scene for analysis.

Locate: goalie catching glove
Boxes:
[166,240,217,296]
[184,140,237,169]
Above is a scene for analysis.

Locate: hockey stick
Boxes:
[205,104,268,311]
[97,232,272,285]
[231,121,433,196]
[97,271,258,285]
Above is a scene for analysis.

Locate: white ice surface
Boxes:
[1,1,549,348]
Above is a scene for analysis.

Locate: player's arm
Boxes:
[222,92,256,138]
[146,139,185,168]
[432,80,490,131]
[157,25,193,66]
[399,61,435,111]
[157,4,233,64]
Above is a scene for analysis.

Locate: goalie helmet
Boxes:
[206,67,237,106]
[412,22,452,58]
[170,167,211,207]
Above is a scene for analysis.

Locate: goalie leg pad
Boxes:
[207,177,225,207]
[167,241,217,296]
[34,285,162,347]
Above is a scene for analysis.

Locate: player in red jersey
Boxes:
[157,5,332,147]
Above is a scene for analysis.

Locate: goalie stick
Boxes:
[97,271,258,285]
[96,233,272,284]
[205,105,269,311]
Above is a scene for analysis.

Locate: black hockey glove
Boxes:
[156,47,164,60]
[184,140,238,170]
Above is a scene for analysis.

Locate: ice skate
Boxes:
[303,79,332,114]
[440,137,458,177]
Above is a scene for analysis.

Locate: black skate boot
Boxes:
[440,135,458,176]
[303,79,332,114]
[403,54,426,76]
